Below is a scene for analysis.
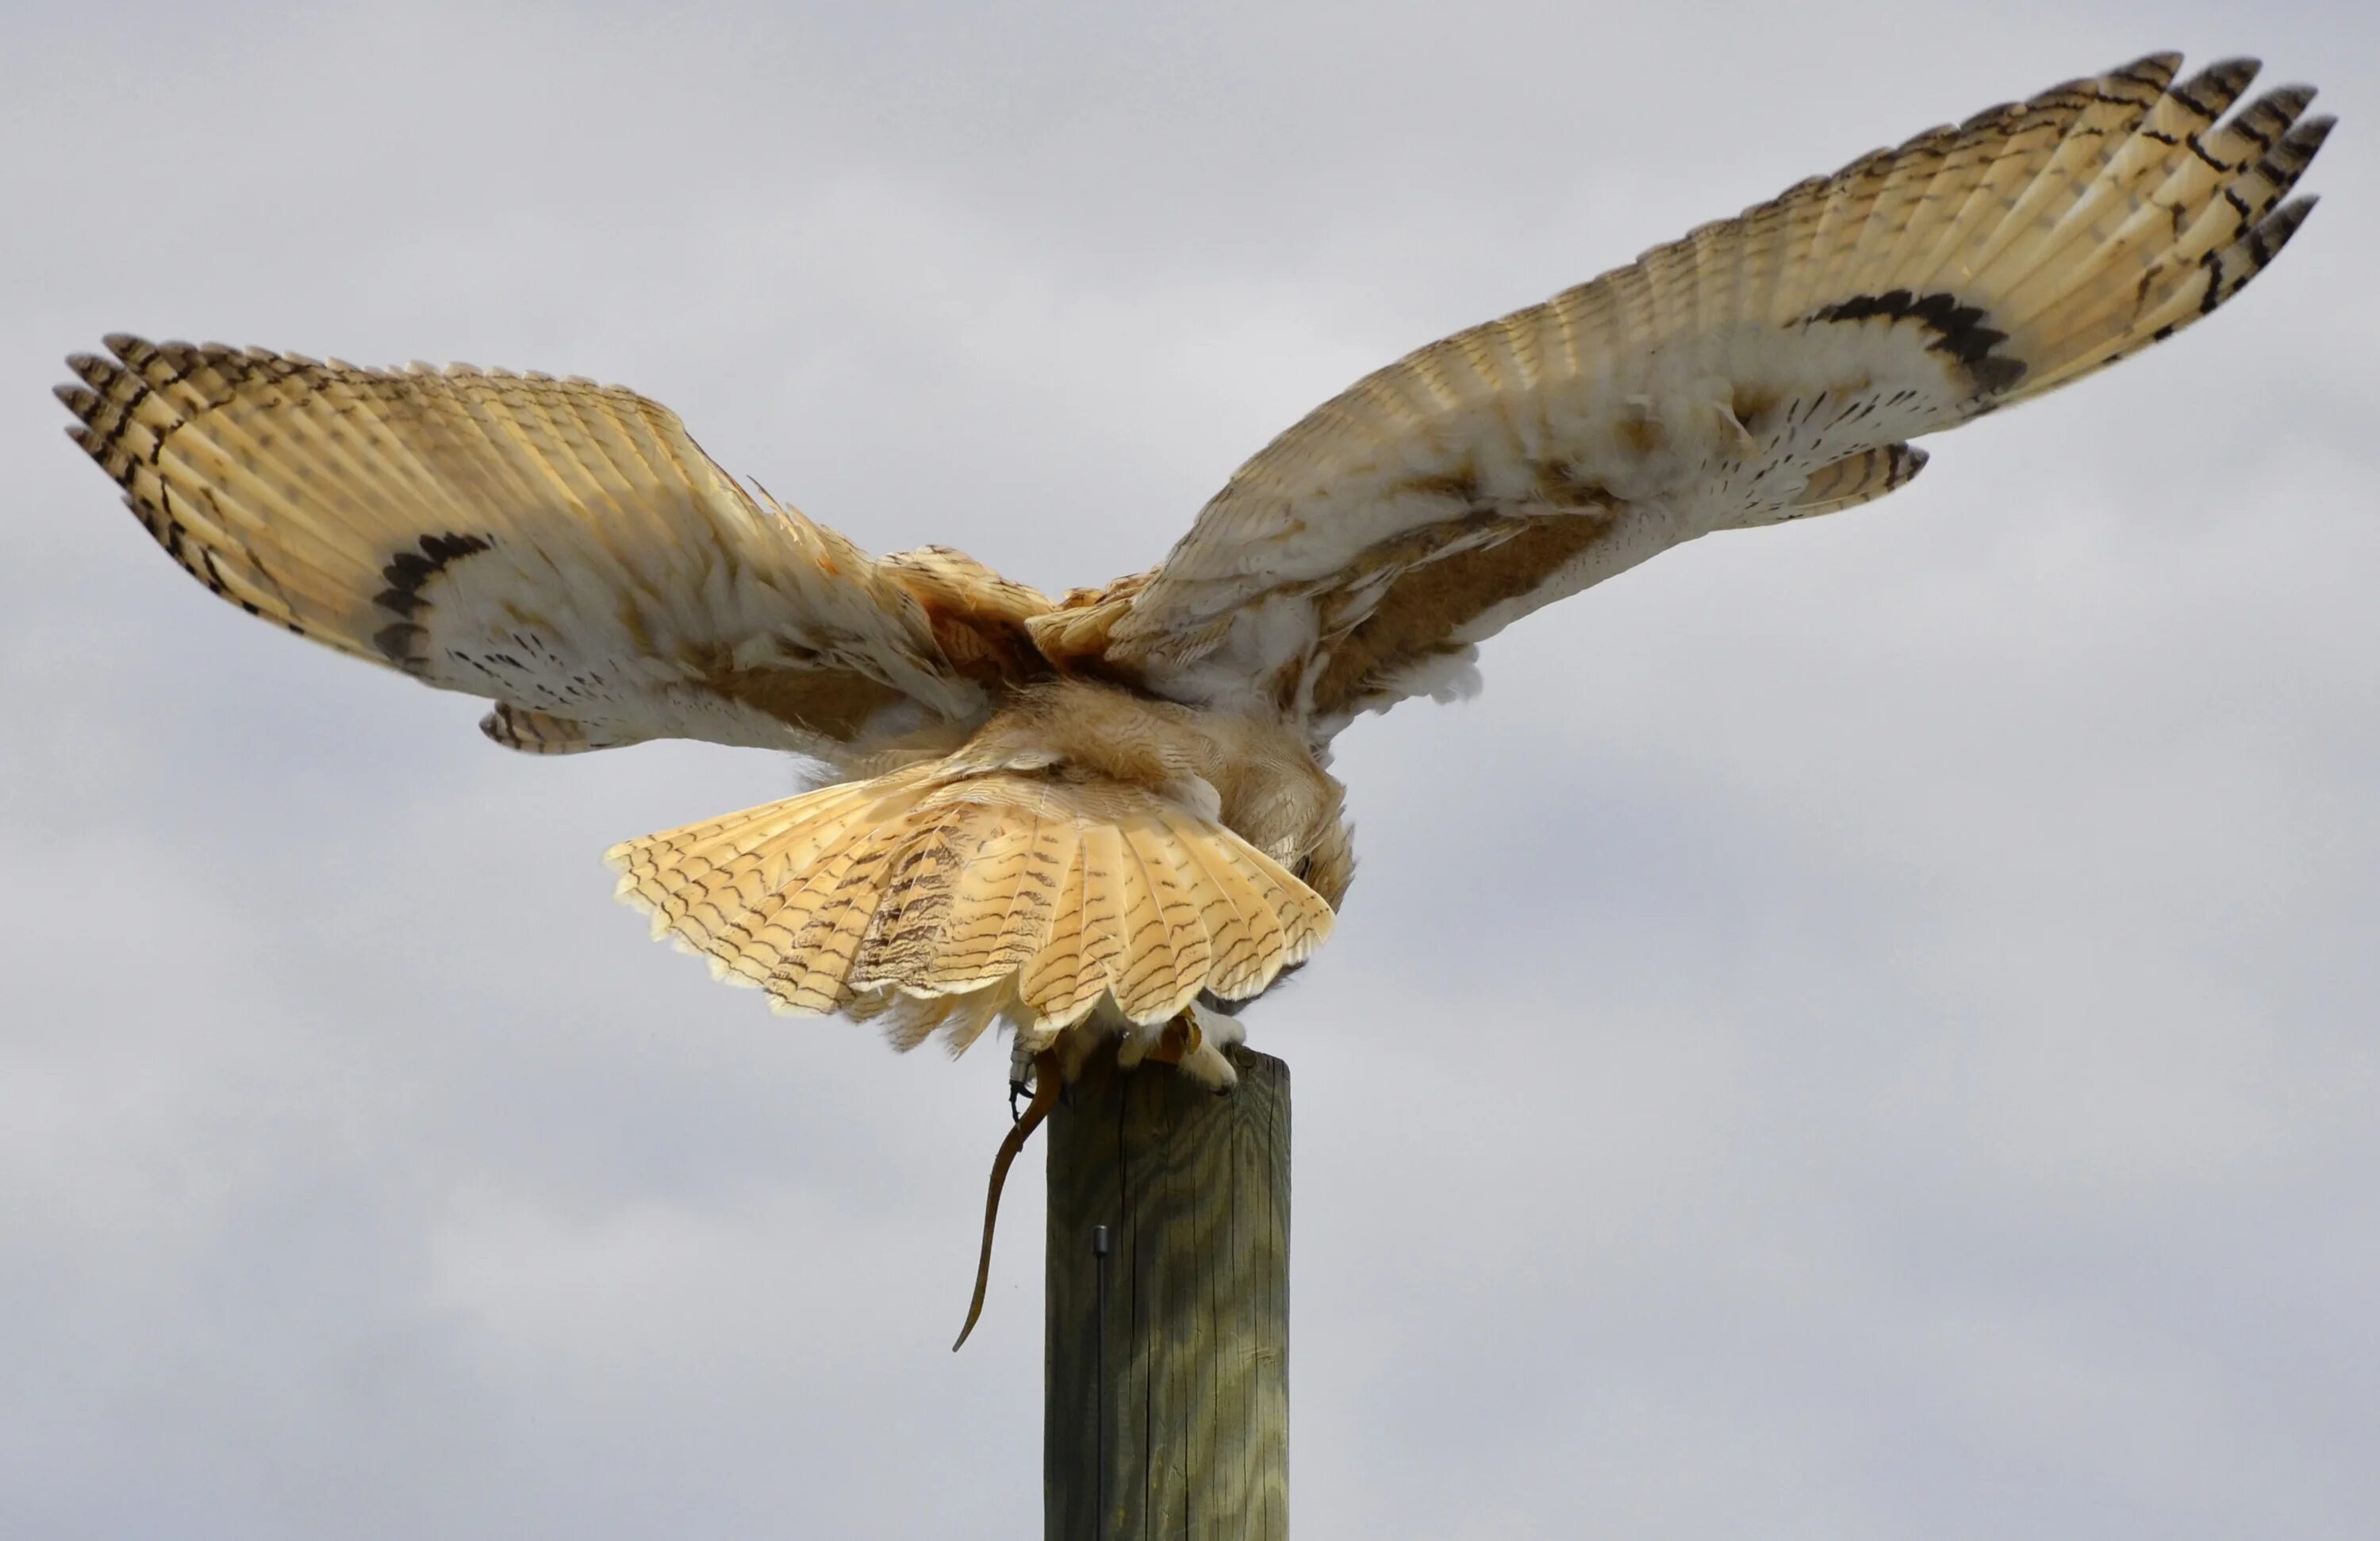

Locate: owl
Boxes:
[59,52,2328,1344]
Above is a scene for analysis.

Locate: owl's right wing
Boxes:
[1051,53,2328,741]
[58,338,1047,758]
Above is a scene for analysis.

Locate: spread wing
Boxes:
[58,337,1050,758]
[1067,52,2328,739]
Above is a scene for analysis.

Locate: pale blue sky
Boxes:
[3,2,2375,1535]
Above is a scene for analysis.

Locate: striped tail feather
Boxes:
[604,765,1334,1050]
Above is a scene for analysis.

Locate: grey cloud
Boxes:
[4,2,2375,1535]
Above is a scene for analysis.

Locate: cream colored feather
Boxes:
[1019,841,1094,1029]
[56,339,986,758]
[1100,54,2329,734]
[606,765,1331,1042]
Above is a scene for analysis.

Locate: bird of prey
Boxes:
[59,51,2328,1346]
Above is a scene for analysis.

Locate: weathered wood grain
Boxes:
[1044,1044,1289,1540]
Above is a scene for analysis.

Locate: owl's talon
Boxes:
[1173,1002,1243,1091]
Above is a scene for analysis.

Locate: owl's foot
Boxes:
[1007,1039,1035,1121]
[1134,1001,1246,1091]
[954,1048,1061,1351]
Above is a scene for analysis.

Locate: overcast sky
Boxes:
[4,2,2375,1536]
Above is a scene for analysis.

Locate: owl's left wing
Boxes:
[60,338,1048,759]
[1055,52,2328,740]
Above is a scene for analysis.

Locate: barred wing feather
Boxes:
[1095,53,2328,738]
[56,339,1014,759]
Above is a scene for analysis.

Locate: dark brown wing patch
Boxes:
[1307,511,1622,722]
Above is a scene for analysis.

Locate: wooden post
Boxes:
[1043,1042,1290,1539]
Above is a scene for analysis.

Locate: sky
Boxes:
[2,2,2374,1535]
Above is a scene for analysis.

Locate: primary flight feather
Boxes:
[58,49,2331,1338]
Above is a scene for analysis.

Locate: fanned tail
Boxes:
[605,765,1333,1045]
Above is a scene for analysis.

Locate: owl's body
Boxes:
[613,677,1351,1086]
[60,51,2329,1091]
